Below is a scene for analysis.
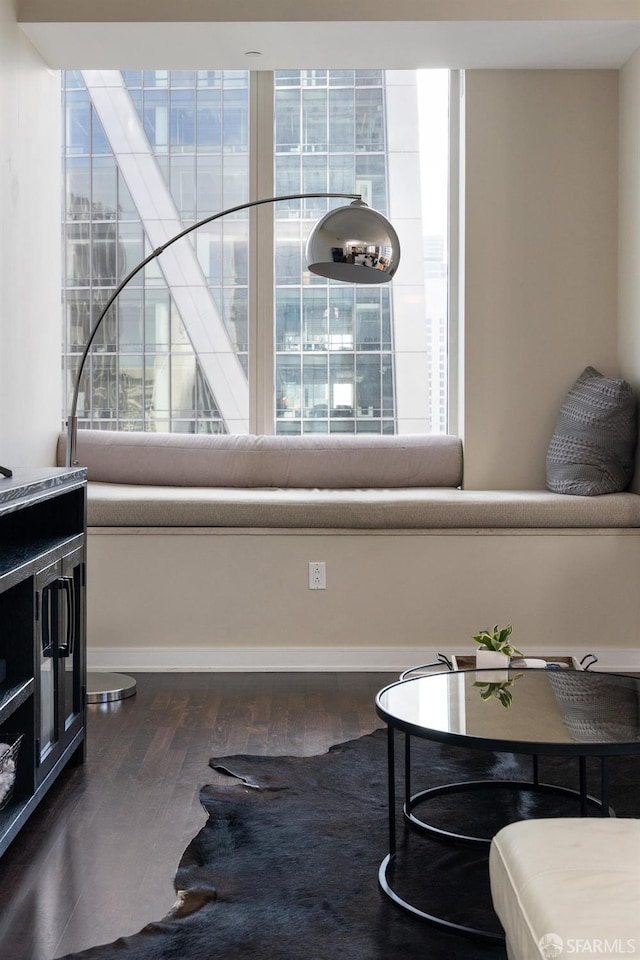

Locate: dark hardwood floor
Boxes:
[0,672,394,960]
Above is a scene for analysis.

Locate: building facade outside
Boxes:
[61,69,448,436]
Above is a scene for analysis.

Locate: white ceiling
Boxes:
[20,20,640,70]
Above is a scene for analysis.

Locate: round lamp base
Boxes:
[86,672,137,704]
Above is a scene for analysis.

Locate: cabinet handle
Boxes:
[41,583,54,657]
[58,577,75,658]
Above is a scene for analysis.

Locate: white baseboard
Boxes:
[87,646,640,673]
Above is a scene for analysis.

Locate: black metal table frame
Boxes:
[375,672,639,943]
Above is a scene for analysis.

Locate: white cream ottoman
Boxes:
[489,818,640,960]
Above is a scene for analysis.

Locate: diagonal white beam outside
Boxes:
[81,70,249,433]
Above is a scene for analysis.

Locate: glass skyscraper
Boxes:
[62,69,448,436]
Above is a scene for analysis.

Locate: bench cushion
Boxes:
[489,818,640,960]
[86,484,640,528]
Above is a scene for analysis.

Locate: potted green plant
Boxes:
[472,623,522,671]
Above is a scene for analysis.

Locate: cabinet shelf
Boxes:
[0,535,84,586]
[0,679,34,726]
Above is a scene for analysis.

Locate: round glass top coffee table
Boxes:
[375,668,640,940]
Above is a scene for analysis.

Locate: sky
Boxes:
[417,68,449,259]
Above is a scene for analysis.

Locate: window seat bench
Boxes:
[58,431,640,673]
[60,429,640,530]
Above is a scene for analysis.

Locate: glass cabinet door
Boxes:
[35,546,85,784]
[36,560,61,777]
[61,546,85,744]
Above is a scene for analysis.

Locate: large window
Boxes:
[61,69,449,435]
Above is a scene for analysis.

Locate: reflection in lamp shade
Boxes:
[306,201,400,284]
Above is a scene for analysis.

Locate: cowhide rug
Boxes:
[60,729,639,959]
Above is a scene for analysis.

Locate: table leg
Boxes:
[404,733,412,812]
[600,758,610,818]
[387,725,396,856]
[378,722,504,942]
[579,756,588,816]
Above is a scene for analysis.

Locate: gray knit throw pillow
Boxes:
[546,366,637,496]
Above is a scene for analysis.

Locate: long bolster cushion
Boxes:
[489,818,640,960]
[57,430,463,489]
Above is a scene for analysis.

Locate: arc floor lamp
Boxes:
[66,191,401,702]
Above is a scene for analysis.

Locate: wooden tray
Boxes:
[451,654,585,671]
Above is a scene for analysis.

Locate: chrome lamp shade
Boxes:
[306,200,400,284]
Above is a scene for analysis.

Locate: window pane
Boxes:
[66,223,90,285]
[66,157,91,221]
[170,70,197,88]
[302,89,327,152]
[66,290,91,349]
[274,69,449,436]
[145,291,170,351]
[91,107,110,155]
[328,89,354,151]
[223,89,248,150]
[170,89,196,151]
[170,154,196,219]
[66,91,90,154]
[275,89,300,152]
[221,286,248,353]
[143,90,169,150]
[329,70,354,87]
[197,89,222,151]
[196,154,223,215]
[223,154,249,209]
[116,223,144,282]
[92,223,118,285]
[276,289,300,351]
[118,289,143,350]
[171,354,196,417]
[303,355,328,417]
[276,355,301,419]
[275,155,301,212]
[117,170,137,220]
[329,154,356,196]
[91,354,117,418]
[355,88,385,151]
[119,355,144,418]
[92,156,117,217]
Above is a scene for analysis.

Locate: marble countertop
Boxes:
[0,467,86,515]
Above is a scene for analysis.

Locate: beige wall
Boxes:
[87,528,640,670]
[462,70,619,489]
[619,48,640,493]
[0,1,60,467]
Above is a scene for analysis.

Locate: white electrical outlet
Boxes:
[308,561,326,589]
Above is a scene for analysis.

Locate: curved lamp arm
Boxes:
[66,191,400,467]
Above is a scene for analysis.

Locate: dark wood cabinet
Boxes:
[0,468,87,857]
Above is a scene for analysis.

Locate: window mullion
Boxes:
[447,70,463,438]
[249,71,275,435]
